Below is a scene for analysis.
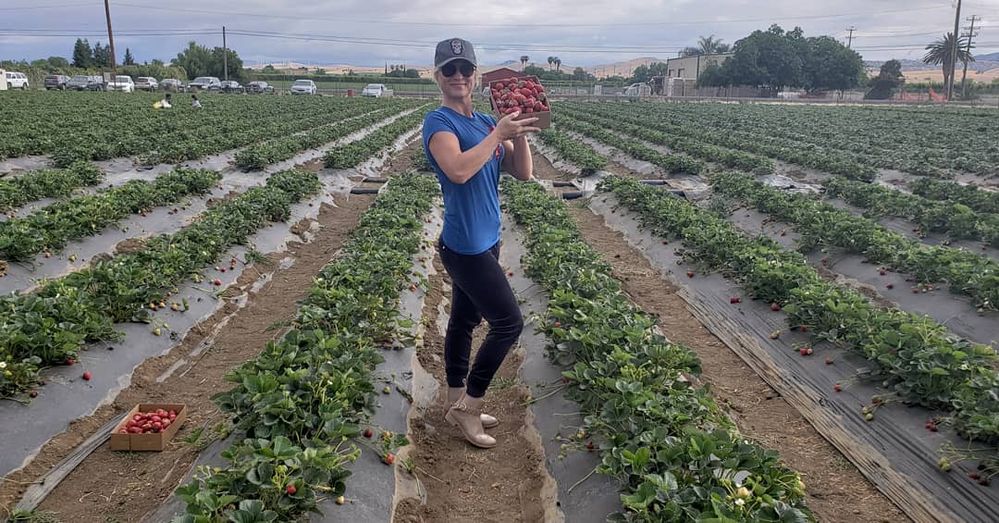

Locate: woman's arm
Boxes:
[428,130,503,185]
[428,110,540,185]
[501,136,533,180]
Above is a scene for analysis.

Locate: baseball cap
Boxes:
[434,38,477,69]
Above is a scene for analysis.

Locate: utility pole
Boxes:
[846,26,856,49]
[948,0,962,100]
[103,0,117,78]
[961,15,980,99]
[223,26,228,82]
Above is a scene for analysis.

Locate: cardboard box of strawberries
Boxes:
[488,75,551,129]
[110,403,187,451]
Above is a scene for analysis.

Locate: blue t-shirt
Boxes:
[423,106,505,255]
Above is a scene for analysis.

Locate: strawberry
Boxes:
[834,383,842,392]
[384,452,396,465]
[213,278,222,286]
[286,484,297,495]
[799,347,813,356]
[686,271,695,278]
[65,357,76,366]
[82,371,92,381]
[770,303,781,312]
[363,428,373,438]
[886,283,894,290]
[730,296,741,304]
[824,357,834,365]
[553,321,561,328]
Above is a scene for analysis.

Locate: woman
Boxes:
[423,38,540,449]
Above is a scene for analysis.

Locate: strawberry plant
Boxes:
[536,128,607,175]
[502,179,812,522]
[909,178,999,215]
[0,161,102,212]
[710,172,999,310]
[323,106,431,169]
[600,175,999,443]
[0,170,321,397]
[175,173,437,521]
[0,168,220,261]
[553,114,704,175]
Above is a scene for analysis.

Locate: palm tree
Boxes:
[681,35,731,57]
[923,32,974,92]
[554,57,562,72]
[547,56,555,70]
[520,55,529,70]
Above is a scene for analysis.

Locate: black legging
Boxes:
[438,239,524,398]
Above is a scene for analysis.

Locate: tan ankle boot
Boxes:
[448,387,499,428]
[445,392,497,449]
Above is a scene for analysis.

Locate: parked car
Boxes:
[135,77,159,91]
[247,81,274,94]
[0,69,6,91]
[220,80,245,94]
[5,71,30,90]
[44,75,71,90]
[187,76,222,92]
[361,83,393,97]
[107,75,135,92]
[160,79,185,92]
[67,75,106,91]
[289,79,317,95]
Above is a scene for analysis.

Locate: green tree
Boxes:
[262,64,276,73]
[865,59,905,100]
[92,41,110,68]
[553,57,562,72]
[923,32,974,91]
[801,36,864,92]
[172,41,243,80]
[698,63,728,87]
[520,55,529,70]
[72,38,93,68]
[547,56,555,70]
[713,25,804,92]
[123,48,135,66]
[572,66,592,80]
[631,64,650,83]
[649,61,668,77]
[47,56,70,68]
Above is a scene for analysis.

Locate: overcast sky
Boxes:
[2,0,998,68]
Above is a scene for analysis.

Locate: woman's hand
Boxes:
[494,110,541,141]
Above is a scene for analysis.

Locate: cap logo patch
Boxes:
[450,39,463,55]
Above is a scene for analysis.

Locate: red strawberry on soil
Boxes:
[82,371,92,381]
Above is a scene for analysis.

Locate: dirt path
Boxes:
[394,253,549,523]
[532,151,906,522]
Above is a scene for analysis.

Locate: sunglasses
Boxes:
[441,61,476,78]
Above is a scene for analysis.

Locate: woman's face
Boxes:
[436,60,476,99]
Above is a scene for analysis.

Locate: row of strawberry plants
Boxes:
[600,176,998,445]
[175,172,438,522]
[233,104,403,170]
[710,172,999,310]
[0,168,220,261]
[535,128,607,174]
[660,103,998,178]
[909,178,999,215]
[556,104,774,174]
[823,176,999,247]
[140,101,380,166]
[0,169,322,397]
[552,113,705,175]
[571,103,877,181]
[0,161,103,212]
[502,179,812,522]
[323,105,431,169]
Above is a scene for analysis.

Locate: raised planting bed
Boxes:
[0,162,103,213]
[597,175,998,522]
[172,172,438,522]
[323,106,431,169]
[502,178,812,522]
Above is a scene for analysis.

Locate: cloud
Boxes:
[2,0,997,68]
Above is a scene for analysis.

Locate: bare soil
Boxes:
[393,254,548,523]
[532,151,906,523]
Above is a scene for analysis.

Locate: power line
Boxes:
[111,2,951,28]
[0,2,90,11]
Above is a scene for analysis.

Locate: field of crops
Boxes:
[1,89,997,523]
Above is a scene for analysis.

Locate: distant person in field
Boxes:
[423,37,540,449]
[191,94,202,109]
[154,93,172,109]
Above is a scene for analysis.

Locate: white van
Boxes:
[4,71,30,90]
[0,69,6,91]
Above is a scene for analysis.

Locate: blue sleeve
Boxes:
[422,111,456,171]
